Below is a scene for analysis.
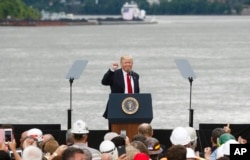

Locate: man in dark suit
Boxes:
[101,55,140,119]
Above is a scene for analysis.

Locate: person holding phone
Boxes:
[0,125,15,153]
[101,55,140,119]
[4,129,13,144]
[0,138,22,160]
[0,124,14,144]
[8,139,22,160]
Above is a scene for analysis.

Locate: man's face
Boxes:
[121,58,133,73]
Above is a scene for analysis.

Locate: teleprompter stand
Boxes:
[65,60,88,129]
[175,59,196,127]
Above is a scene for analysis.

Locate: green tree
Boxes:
[0,0,40,19]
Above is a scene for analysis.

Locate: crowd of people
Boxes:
[0,121,247,160]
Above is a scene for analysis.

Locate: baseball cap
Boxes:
[71,120,89,134]
[27,128,43,142]
[145,137,163,155]
[219,133,235,145]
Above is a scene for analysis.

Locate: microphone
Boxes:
[128,70,134,80]
[128,70,133,76]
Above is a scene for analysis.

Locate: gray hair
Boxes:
[22,146,43,160]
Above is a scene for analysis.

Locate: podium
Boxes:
[107,93,153,139]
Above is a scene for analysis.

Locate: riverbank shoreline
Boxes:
[0,17,157,26]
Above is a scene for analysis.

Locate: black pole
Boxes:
[68,77,74,129]
[67,109,72,129]
[188,77,194,127]
[189,109,194,127]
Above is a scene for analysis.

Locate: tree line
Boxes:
[1,0,250,20]
[0,0,40,19]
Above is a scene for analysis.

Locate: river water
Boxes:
[0,16,250,130]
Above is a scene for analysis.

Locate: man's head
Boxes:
[27,128,43,142]
[71,120,89,135]
[82,148,92,160]
[138,123,153,137]
[26,128,43,148]
[166,145,187,160]
[62,147,85,160]
[22,146,43,160]
[42,134,55,143]
[145,137,163,156]
[43,139,59,154]
[120,55,133,73]
[71,120,89,143]
[99,140,118,160]
[132,134,147,145]
[211,128,225,146]
[170,127,191,146]
[99,140,116,155]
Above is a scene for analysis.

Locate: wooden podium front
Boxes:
[111,123,140,140]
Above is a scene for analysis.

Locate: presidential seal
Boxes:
[121,97,139,115]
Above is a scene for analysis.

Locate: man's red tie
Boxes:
[127,73,132,94]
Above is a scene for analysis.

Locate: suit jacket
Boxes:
[101,68,140,118]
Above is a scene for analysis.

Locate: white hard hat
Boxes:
[185,127,197,142]
[27,128,43,142]
[170,127,191,145]
[99,140,116,154]
[71,120,89,134]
